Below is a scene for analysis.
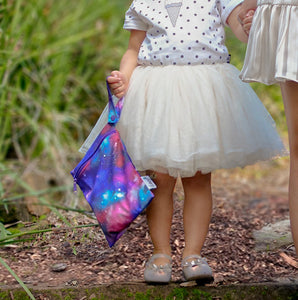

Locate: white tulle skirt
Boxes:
[81,63,286,177]
[240,0,298,84]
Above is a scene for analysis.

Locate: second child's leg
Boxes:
[280,80,298,255]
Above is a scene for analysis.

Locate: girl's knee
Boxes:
[147,170,176,190]
[182,172,211,189]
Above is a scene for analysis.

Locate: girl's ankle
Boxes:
[153,247,171,256]
[182,250,202,260]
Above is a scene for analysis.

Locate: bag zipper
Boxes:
[71,128,116,192]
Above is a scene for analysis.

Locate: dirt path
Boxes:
[0,158,297,292]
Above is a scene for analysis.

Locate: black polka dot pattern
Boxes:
[124,0,240,66]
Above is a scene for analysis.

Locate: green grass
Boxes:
[0,0,131,162]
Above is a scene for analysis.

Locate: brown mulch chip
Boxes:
[0,160,297,288]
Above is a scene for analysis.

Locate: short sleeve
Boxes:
[219,0,243,26]
[123,5,149,31]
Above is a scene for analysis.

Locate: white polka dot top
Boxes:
[124,0,242,66]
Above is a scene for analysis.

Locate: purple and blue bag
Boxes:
[71,81,154,247]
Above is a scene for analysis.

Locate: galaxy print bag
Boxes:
[71,80,154,247]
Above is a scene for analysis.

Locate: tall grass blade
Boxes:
[0,223,99,245]
[0,256,36,300]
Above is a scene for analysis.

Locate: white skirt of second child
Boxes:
[81,63,286,178]
[240,0,298,84]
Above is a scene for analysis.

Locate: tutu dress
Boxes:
[80,0,286,178]
[240,0,298,84]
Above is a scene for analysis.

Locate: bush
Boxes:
[0,0,130,163]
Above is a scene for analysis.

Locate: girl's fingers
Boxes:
[115,92,124,99]
[247,9,255,16]
[108,71,124,85]
[243,15,254,25]
[110,70,122,78]
[242,13,254,34]
[110,83,125,97]
[107,76,121,84]
[114,85,124,93]
[243,21,252,33]
[108,71,127,98]
[110,82,123,90]
[114,89,124,99]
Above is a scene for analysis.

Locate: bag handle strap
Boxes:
[107,78,124,125]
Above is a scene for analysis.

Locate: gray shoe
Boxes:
[144,254,172,284]
[182,254,213,281]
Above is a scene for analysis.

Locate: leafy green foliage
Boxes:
[0,0,131,163]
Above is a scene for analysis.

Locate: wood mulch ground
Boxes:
[0,158,297,289]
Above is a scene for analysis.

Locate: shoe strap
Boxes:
[149,253,172,263]
[182,255,206,267]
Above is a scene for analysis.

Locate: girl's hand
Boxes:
[107,71,128,99]
[238,0,257,21]
[242,10,255,35]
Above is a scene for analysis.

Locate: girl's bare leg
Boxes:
[146,171,177,263]
[181,172,212,258]
[280,80,298,254]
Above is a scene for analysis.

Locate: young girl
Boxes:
[84,0,286,283]
[238,0,298,255]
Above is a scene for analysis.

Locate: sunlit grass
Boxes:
[0,0,130,160]
[0,0,131,208]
